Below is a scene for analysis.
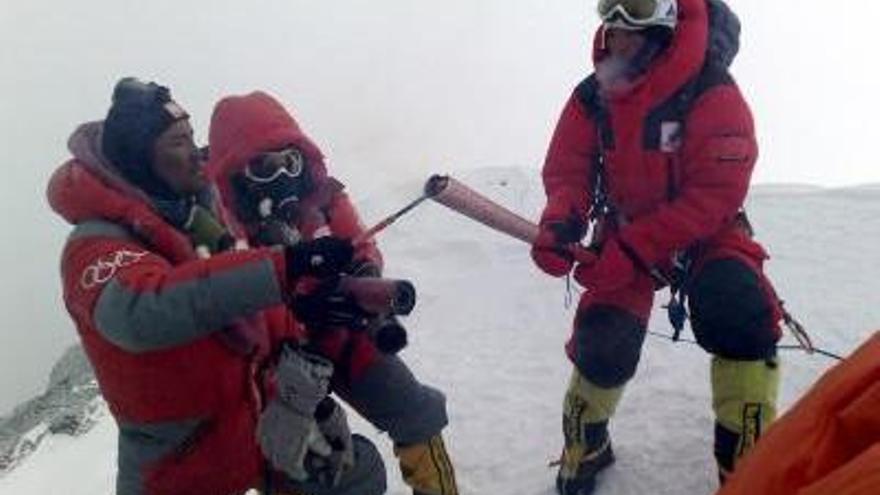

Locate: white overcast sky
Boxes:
[1,0,879,413]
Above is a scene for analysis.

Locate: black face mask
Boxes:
[231,148,313,237]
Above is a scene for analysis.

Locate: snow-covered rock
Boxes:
[0,345,103,475]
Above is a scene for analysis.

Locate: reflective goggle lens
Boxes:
[245,148,305,183]
[598,0,658,21]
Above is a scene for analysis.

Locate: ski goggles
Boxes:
[598,0,677,30]
[244,147,306,184]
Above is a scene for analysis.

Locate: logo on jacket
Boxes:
[660,121,683,152]
[80,249,148,289]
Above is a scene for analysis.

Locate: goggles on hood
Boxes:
[598,0,677,30]
[244,147,306,184]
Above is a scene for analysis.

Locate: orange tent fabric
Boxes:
[717,332,880,495]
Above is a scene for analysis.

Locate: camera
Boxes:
[291,276,416,355]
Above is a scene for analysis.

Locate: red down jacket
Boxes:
[541,0,772,319]
[47,122,298,495]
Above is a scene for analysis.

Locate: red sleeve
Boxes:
[618,84,758,266]
[540,93,597,225]
[326,191,384,271]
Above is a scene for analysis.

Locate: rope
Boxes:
[645,330,844,362]
[564,274,575,310]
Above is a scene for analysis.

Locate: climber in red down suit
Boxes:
[531,1,783,493]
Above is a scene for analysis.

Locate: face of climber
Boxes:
[150,119,207,197]
[604,27,648,62]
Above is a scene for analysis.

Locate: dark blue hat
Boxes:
[101,78,188,188]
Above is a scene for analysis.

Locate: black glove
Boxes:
[532,216,585,278]
[547,215,587,244]
[286,237,355,279]
[292,280,368,330]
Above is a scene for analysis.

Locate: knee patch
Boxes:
[688,259,779,360]
[572,305,646,388]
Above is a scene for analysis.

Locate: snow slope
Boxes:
[2,167,876,495]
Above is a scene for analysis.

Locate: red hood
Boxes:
[206,91,329,238]
[592,0,708,103]
[47,122,195,262]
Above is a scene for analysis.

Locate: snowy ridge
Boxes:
[2,167,877,494]
[750,183,825,195]
[0,345,104,476]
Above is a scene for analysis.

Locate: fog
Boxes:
[2,0,879,415]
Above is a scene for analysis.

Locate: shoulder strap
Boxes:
[573,76,615,222]
[574,75,613,150]
[645,61,734,146]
